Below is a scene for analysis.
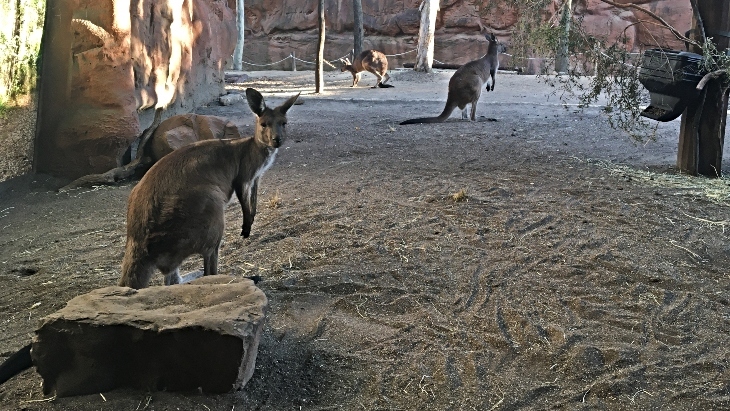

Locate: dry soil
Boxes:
[0,70,729,410]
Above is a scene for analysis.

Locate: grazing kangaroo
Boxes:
[400,33,500,125]
[340,49,394,88]
[118,88,299,289]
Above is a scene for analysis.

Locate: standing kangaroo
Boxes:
[340,49,394,88]
[118,88,299,289]
[400,33,500,125]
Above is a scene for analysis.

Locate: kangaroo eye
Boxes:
[260,122,268,128]
[282,122,287,126]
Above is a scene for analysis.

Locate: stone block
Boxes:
[31,275,267,397]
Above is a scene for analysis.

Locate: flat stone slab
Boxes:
[31,275,267,397]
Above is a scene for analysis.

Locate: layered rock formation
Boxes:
[35,0,237,180]
[239,0,692,71]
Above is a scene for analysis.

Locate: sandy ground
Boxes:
[0,69,729,410]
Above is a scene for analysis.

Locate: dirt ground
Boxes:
[1,69,729,410]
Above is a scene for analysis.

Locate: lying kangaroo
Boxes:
[400,33,500,125]
[118,88,299,289]
[340,49,394,88]
[58,111,242,192]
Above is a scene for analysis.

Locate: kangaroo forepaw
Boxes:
[241,226,251,238]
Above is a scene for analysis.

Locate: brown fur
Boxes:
[400,33,500,125]
[340,50,393,88]
[118,88,300,289]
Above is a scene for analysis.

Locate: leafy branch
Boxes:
[502,0,728,142]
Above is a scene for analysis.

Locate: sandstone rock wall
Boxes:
[239,0,692,71]
[34,0,237,180]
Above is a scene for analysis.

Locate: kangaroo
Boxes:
[118,88,299,289]
[0,343,32,386]
[340,49,394,88]
[400,33,500,125]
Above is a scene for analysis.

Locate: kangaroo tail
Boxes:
[400,100,457,125]
[0,343,32,386]
[378,83,394,88]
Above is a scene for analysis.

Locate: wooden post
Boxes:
[353,0,364,58]
[315,0,325,93]
[677,0,730,177]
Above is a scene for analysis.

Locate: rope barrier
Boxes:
[237,49,640,69]
[239,49,418,69]
[384,49,417,57]
[292,55,339,69]
[240,55,292,67]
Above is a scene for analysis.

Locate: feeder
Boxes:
[638,49,704,122]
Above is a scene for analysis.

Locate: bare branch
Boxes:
[688,0,706,43]
[597,0,702,49]
[696,70,728,91]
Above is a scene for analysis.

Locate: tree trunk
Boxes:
[353,0,364,58]
[316,0,325,93]
[555,0,572,73]
[233,0,244,70]
[8,0,22,97]
[414,0,439,73]
[34,0,73,174]
[677,0,729,177]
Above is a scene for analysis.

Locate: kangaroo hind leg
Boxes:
[172,247,219,284]
[203,247,219,276]
[368,69,383,88]
[458,102,469,120]
[164,268,183,285]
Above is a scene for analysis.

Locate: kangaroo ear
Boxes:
[278,92,301,114]
[246,88,266,116]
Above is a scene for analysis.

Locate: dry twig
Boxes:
[598,0,700,48]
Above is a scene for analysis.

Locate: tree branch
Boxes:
[696,69,727,91]
[688,0,706,44]
[598,0,702,49]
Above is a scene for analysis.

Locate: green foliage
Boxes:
[502,2,657,141]
[539,22,658,141]
[700,39,730,85]
[497,0,728,142]
[0,0,45,105]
